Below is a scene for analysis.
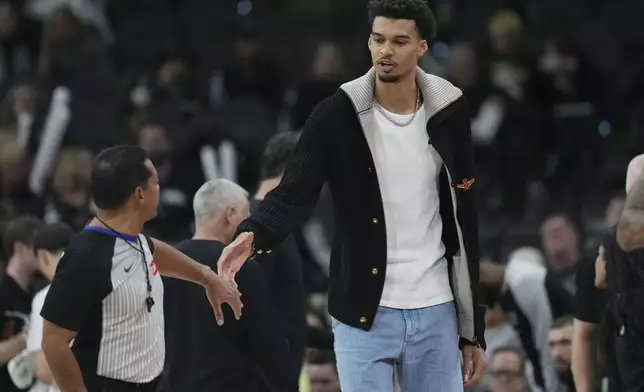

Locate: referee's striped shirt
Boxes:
[41,226,165,389]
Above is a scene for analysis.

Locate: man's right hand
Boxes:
[217,232,254,283]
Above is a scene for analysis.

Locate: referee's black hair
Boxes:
[260,132,300,181]
[3,215,44,258]
[367,0,437,41]
[34,222,75,254]
[91,145,151,211]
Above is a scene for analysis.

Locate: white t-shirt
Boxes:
[366,103,453,309]
[27,285,59,392]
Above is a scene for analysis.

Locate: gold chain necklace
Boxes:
[374,87,421,127]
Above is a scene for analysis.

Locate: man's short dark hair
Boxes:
[551,315,574,330]
[91,145,151,210]
[260,132,300,180]
[308,350,338,373]
[3,216,44,258]
[541,212,579,233]
[34,222,75,254]
[492,346,526,374]
[367,0,437,41]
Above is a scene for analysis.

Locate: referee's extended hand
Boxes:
[218,232,254,283]
[206,273,243,326]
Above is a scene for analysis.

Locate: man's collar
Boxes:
[339,66,463,121]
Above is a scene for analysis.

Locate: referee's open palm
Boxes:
[206,275,244,326]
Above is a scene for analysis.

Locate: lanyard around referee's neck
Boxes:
[93,217,156,313]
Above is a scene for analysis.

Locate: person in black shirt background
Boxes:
[572,249,612,392]
[253,131,334,378]
[571,154,644,392]
[164,178,298,392]
[0,215,43,392]
[253,131,310,380]
[594,179,644,392]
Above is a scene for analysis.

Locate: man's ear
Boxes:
[136,186,145,201]
[226,206,236,224]
[418,40,428,57]
[13,242,26,257]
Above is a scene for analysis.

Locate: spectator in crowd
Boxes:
[7,222,74,392]
[43,147,94,230]
[0,215,43,392]
[0,82,41,150]
[137,122,196,242]
[253,131,308,387]
[0,139,41,217]
[164,179,299,392]
[483,295,523,391]
[540,213,585,295]
[0,1,42,88]
[480,248,573,392]
[290,41,347,130]
[38,6,122,151]
[305,305,333,360]
[222,26,285,113]
[548,316,575,391]
[488,346,531,392]
[306,350,341,392]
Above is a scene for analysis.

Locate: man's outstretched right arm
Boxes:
[235,98,333,255]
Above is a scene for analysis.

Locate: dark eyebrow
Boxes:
[370,32,411,40]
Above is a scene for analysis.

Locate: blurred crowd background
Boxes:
[0,0,643,391]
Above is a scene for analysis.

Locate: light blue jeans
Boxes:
[332,302,463,392]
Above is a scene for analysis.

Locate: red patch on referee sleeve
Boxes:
[150,260,158,275]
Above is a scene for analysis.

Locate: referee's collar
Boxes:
[84,225,139,243]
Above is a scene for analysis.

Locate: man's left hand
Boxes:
[217,232,254,283]
[462,345,487,388]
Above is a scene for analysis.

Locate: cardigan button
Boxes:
[372,218,378,224]
[371,268,379,275]
[368,167,372,173]
[359,317,367,323]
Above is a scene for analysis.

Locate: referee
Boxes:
[40,145,253,392]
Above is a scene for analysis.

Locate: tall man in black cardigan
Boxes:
[220,0,487,390]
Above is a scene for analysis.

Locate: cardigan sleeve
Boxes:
[448,96,486,348]
[235,95,334,255]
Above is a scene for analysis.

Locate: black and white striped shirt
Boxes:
[41,227,165,389]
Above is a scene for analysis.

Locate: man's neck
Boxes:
[193,226,231,245]
[254,178,281,201]
[91,211,144,236]
[374,74,419,114]
[6,258,32,292]
[43,270,55,283]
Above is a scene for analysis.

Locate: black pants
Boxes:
[95,374,170,392]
